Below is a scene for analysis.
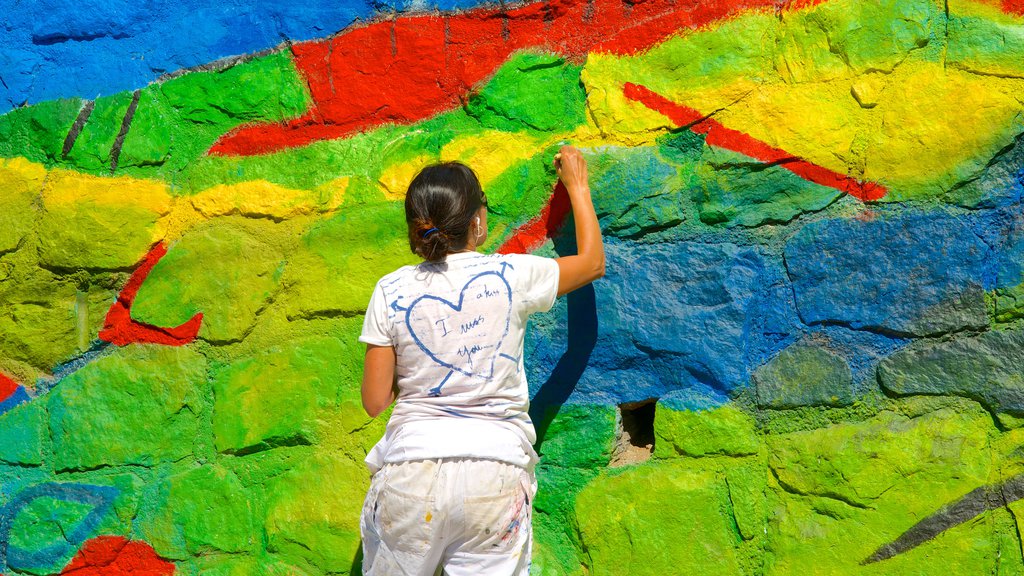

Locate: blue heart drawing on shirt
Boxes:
[405,270,513,380]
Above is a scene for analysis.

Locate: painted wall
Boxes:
[2,0,1024,573]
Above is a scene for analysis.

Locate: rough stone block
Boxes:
[264,453,368,573]
[753,344,854,408]
[575,461,758,575]
[212,336,347,454]
[131,219,286,343]
[37,170,170,270]
[765,406,998,574]
[466,52,586,133]
[654,403,760,458]
[878,328,1024,416]
[785,212,990,336]
[48,346,207,471]
[0,400,45,466]
[137,465,257,559]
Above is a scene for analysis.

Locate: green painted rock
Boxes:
[537,404,617,469]
[654,403,760,458]
[0,266,115,375]
[0,400,45,466]
[118,53,309,177]
[132,219,286,343]
[466,52,586,133]
[588,147,686,238]
[264,452,368,573]
[694,146,843,228]
[575,461,756,576]
[0,98,83,165]
[283,203,416,319]
[878,328,1024,416]
[48,345,207,471]
[212,336,347,454]
[765,405,1000,575]
[138,464,258,558]
[753,344,854,409]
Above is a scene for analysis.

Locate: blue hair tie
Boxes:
[422,227,440,238]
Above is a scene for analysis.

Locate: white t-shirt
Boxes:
[359,251,560,474]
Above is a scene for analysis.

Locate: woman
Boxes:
[358,145,604,575]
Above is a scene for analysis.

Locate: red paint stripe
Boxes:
[98,243,203,347]
[0,373,18,403]
[209,0,830,156]
[61,536,175,575]
[622,82,887,201]
[498,181,573,254]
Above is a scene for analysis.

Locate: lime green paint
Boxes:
[212,336,347,454]
[994,283,1024,323]
[132,218,291,343]
[0,257,116,377]
[575,460,756,576]
[264,453,368,573]
[36,201,162,270]
[283,202,418,319]
[654,403,760,458]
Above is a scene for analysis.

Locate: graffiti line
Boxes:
[863,473,1024,564]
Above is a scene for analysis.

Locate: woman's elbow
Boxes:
[362,398,387,418]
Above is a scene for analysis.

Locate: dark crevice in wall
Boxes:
[610,399,656,467]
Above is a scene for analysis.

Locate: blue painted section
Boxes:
[785,211,992,336]
[0,386,29,415]
[0,482,119,572]
[528,238,801,409]
[0,0,501,112]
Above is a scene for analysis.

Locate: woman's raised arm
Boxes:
[553,145,605,296]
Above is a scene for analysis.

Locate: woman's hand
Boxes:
[554,145,590,195]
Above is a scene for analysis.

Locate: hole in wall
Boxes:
[609,399,657,467]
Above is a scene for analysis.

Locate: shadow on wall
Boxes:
[529,230,598,448]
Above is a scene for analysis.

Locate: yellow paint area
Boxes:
[158,177,349,239]
[709,63,1024,198]
[439,131,546,186]
[12,157,351,244]
[0,156,47,194]
[42,168,172,216]
[378,154,435,201]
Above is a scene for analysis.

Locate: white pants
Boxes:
[360,458,535,576]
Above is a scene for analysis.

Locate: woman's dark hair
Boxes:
[405,161,486,262]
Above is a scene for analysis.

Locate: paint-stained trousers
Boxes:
[360,458,535,576]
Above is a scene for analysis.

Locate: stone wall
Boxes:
[2,0,1024,574]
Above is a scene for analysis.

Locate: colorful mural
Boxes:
[2,0,1024,573]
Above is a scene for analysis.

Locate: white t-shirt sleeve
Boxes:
[359,281,394,346]
[513,254,560,315]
